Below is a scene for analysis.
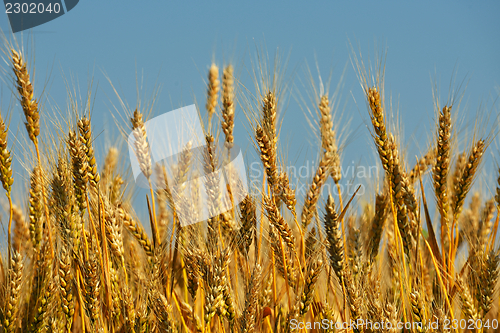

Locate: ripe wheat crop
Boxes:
[0,44,499,333]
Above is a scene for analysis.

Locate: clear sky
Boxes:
[0,1,499,226]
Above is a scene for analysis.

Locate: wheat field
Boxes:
[0,44,499,333]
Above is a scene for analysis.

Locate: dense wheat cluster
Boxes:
[0,46,499,333]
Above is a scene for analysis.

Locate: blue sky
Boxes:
[0,1,499,226]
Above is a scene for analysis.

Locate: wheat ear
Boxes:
[206,63,220,130]
[130,109,160,247]
[12,204,30,255]
[59,248,75,333]
[77,116,100,186]
[239,265,261,333]
[408,148,436,184]
[496,167,500,208]
[368,193,387,261]
[11,50,39,142]
[263,194,295,251]
[11,49,53,258]
[255,125,279,190]
[301,152,332,229]
[0,112,14,264]
[457,276,478,320]
[221,65,235,148]
[238,195,257,256]
[367,87,392,174]
[452,139,486,218]
[479,250,499,317]
[318,94,341,184]
[299,259,323,317]
[29,166,44,252]
[433,105,452,252]
[3,250,23,333]
[324,194,344,283]
[83,249,101,329]
[409,289,426,333]
[118,206,154,256]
